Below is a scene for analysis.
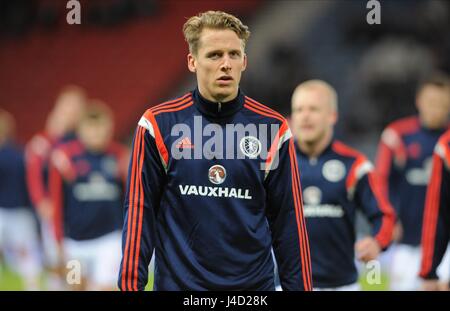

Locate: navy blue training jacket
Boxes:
[420,129,450,280]
[376,116,449,246]
[296,140,395,288]
[118,89,312,291]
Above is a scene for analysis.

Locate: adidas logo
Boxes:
[176,137,194,149]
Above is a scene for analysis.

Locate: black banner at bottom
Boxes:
[0,291,448,310]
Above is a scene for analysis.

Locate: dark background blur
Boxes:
[1,0,449,159]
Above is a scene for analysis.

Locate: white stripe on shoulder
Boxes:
[435,142,450,169]
[381,127,401,149]
[435,142,446,159]
[355,160,374,180]
[279,128,293,149]
[347,160,374,201]
[138,115,168,173]
[264,128,292,179]
[138,116,155,138]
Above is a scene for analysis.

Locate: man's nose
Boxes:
[299,111,310,121]
[221,55,232,71]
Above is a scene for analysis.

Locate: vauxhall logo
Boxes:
[208,165,226,185]
[178,185,252,200]
[179,164,252,200]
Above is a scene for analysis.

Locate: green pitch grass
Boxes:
[0,262,153,291]
[359,272,390,291]
[0,264,388,291]
[0,265,25,290]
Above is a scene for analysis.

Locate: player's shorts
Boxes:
[39,218,60,268]
[0,207,42,277]
[313,282,360,291]
[388,243,450,291]
[63,230,121,289]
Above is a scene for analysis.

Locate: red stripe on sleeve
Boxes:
[151,96,193,115]
[375,142,394,199]
[150,93,191,113]
[133,126,147,290]
[49,164,63,244]
[143,110,169,166]
[265,120,289,170]
[127,127,145,290]
[25,149,47,207]
[121,127,143,291]
[420,154,443,277]
[368,173,396,248]
[345,157,366,192]
[243,101,284,122]
[244,97,285,120]
[288,139,313,291]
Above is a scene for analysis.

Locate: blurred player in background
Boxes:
[25,85,87,289]
[375,73,450,290]
[27,85,87,218]
[291,80,396,290]
[49,101,129,290]
[0,109,42,290]
[420,128,450,291]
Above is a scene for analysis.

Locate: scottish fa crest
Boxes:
[322,160,346,182]
[239,136,261,159]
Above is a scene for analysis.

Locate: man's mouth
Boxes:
[217,76,233,82]
[301,125,314,131]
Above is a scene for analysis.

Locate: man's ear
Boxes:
[242,53,247,72]
[187,53,196,73]
[415,96,422,113]
[331,110,338,126]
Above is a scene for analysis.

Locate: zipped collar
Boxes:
[193,87,244,119]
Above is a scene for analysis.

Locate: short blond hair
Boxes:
[291,80,338,112]
[183,11,250,55]
[54,84,87,107]
[81,100,114,125]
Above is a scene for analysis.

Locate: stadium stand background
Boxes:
[0,0,262,144]
[1,0,448,159]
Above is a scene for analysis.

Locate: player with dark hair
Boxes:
[49,102,129,290]
[420,129,450,291]
[375,72,450,290]
[290,80,396,290]
[118,11,312,291]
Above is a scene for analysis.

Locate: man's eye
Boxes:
[209,53,220,59]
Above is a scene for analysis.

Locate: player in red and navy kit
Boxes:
[290,80,396,290]
[0,109,42,290]
[375,74,450,290]
[49,102,129,290]
[26,85,87,220]
[420,129,450,291]
[118,11,312,291]
[25,85,87,289]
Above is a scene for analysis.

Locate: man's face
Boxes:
[188,28,247,102]
[291,87,337,144]
[0,113,14,145]
[416,85,450,129]
[78,119,113,152]
[54,92,86,134]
